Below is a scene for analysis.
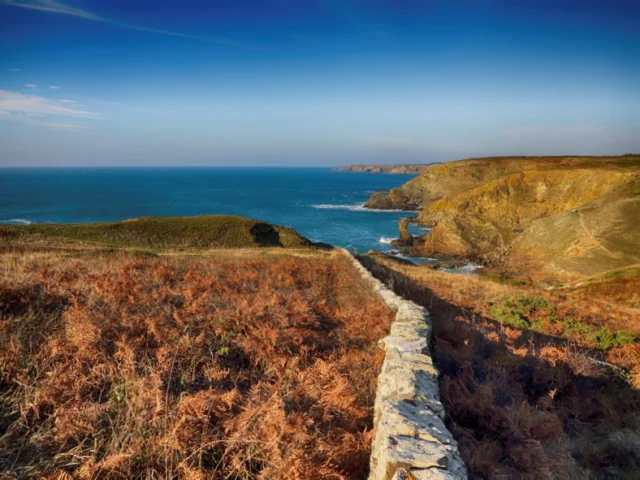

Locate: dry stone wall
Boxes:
[343,251,467,480]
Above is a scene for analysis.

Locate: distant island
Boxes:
[336,164,435,174]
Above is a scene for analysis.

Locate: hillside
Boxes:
[366,155,640,281]
[365,155,640,210]
[0,215,318,250]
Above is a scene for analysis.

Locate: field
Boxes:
[358,253,640,479]
[0,247,394,479]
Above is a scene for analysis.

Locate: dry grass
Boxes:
[358,254,640,479]
[0,248,394,479]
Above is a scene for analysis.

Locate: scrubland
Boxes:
[359,253,640,479]
[0,247,393,479]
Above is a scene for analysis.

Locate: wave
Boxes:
[456,263,483,274]
[382,250,438,263]
[0,218,33,225]
[378,236,395,245]
[311,203,416,213]
[442,262,483,275]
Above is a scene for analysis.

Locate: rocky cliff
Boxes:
[367,155,640,281]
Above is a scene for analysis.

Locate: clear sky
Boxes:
[1,0,639,166]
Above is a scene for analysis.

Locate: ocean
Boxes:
[0,167,426,253]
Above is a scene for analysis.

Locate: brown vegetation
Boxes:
[0,248,393,479]
[358,254,640,479]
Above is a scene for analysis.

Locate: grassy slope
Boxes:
[509,192,640,280]
[359,252,640,478]
[0,215,316,250]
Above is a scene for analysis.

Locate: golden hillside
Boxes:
[366,155,640,282]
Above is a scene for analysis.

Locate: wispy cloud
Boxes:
[9,68,20,72]
[1,0,256,48]
[24,83,36,88]
[1,90,98,118]
[0,113,93,130]
[49,85,60,89]
[1,0,99,18]
[0,89,99,131]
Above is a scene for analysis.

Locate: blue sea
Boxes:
[0,167,427,253]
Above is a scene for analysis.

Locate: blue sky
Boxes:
[0,0,639,166]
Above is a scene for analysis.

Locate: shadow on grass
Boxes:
[356,255,640,478]
[250,222,285,247]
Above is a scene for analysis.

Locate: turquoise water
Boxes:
[0,167,423,253]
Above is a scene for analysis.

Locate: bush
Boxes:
[490,296,553,330]
[490,296,637,350]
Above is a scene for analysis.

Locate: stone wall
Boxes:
[344,251,467,480]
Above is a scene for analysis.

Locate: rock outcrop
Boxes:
[391,218,415,247]
[344,250,466,480]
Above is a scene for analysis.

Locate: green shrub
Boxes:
[490,296,553,329]
[485,273,528,286]
[491,296,637,350]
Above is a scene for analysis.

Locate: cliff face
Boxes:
[373,155,640,281]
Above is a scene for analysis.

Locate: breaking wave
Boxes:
[311,203,415,213]
[441,263,483,275]
[0,218,33,225]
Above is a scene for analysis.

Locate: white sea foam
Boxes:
[442,262,483,275]
[378,236,395,245]
[311,203,417,213]
[0,218,32,225]
[382,250,438,263]
[457,263,483,274]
